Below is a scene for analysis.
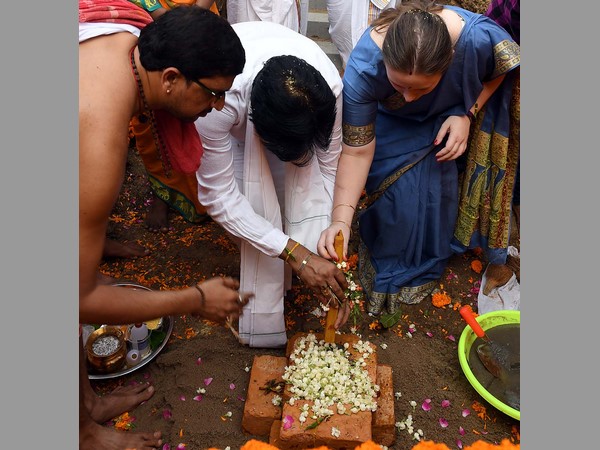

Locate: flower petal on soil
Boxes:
[193,395,203,402]
[176,444,186,449]
[439,418,449,428]
[441,399,450,408]
[426,331,434,338]
[421,399,432,411]
[179,395,186,401]
[196,357,202,365]
[446,335,456,342]
[457,439,463,449]
[229,383,236,390]
[283,415,294,430]
[462,409,471,417]
[162,445,170,450]
[163,409,172,420]
[459,426,465,436]
[204,377,213,386]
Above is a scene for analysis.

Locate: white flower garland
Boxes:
[282,333,379,425]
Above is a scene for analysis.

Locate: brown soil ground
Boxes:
[92,144,521,449]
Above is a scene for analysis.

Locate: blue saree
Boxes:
[342,6,520,314]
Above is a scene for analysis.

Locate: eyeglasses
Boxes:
[191,79,226,101]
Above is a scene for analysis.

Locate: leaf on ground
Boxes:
[379,310,402,328]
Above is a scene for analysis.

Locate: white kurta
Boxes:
[196,21,343,348]
[226,0,309,35]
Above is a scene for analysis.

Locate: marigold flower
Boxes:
[432,292,452,308]
[470,260,483,274]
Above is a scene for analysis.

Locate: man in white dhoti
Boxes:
[226,0,309,35]
[196,21,351,348]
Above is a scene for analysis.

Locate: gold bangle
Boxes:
[194,284,206,309]
[332,220,351,228]
[284,242,301,263]
[296,253,313,279]
[332,203,356,213]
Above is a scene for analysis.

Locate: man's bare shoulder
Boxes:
[79,33,138,128]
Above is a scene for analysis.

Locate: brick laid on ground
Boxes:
[372,364,396,447]
[242,355,287,436]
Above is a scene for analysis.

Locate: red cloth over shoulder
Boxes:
[79,0,153,29]
[154,110,204,174]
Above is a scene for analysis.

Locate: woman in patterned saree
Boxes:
[317,0,520,315]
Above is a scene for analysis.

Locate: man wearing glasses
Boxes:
[79,3,246,448]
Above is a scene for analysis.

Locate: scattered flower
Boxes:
[179,395,186,401]
[421,399,432,411]
[271,395,282,406]
[410,400,417,409]
[244,366,251,372]
[229,383,236,390]
[193,395,203,402]
[432,291,452,307]
[408,324,416,333]
[282,415,294,431]
[163,409,172,420]
[457,439,464,449]
[441,400,450,408]
[446,335,456,342]
[395,391,402,400]
[162,445,170,450]
[426,331,434,338]
[459,426,465,436]
[470,260,483,274]
[406,332,413,338]
[196,357,202,365]
[196,387,206,394]
[439,418,449,428]
[380,343,388,349]
[413,432,421,441]
[204,377,213,386]
[176,444,186,450]
[331,427,341,438]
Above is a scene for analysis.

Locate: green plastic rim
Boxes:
[457,309,520,421]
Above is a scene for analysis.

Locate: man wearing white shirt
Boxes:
[196,21,351,348]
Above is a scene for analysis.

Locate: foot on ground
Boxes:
[80,422,162,450]
[482,263,514,296]
[97,271,117,285]
[88,382,155,424]
[145,194,170,233]
[103,238,149,259]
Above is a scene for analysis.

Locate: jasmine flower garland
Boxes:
[281,333,379,425]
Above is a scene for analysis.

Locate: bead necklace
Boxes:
[129,47,172,177]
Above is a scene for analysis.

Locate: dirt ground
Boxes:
[91,144,521,449]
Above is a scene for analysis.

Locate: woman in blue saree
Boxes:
[317,0,520,315]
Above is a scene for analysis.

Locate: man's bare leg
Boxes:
[145,192,171,233]
[80,339,162,449]
[103,238,150,259]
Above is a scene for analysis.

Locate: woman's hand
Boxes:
[317,222,350,261]
[434,115,471,162]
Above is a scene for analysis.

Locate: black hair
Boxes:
[249,55,336,167]
[372,0,453,76]
[138,6,246,81]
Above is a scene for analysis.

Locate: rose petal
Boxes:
[162,444,171,450]
[461,409,471,417]
[163,409,172,420]
[179,395,186,401]
[457,439,463,449]
[439,418,449,428]
[283,415,294,431]
[446,335,456,342]
[441,399,450,408]
[193,395,203,402]
[176,444,186,450]
[421,401,432,411]
[196,357,202,365]
[238,395,246,402]
[426,332,434,338]
[459,426,465,436]
[229,383,236,390]
[204,377,213,386]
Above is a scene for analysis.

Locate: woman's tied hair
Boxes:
[250,55,337,166]
[372,0,453,76]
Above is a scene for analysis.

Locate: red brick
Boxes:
[279,333,378,449]
[372,364,396,447]
[242,355,287,436]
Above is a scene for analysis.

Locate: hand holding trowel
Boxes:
[324,230,348,343]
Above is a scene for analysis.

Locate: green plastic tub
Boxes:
[458,309,520,421]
